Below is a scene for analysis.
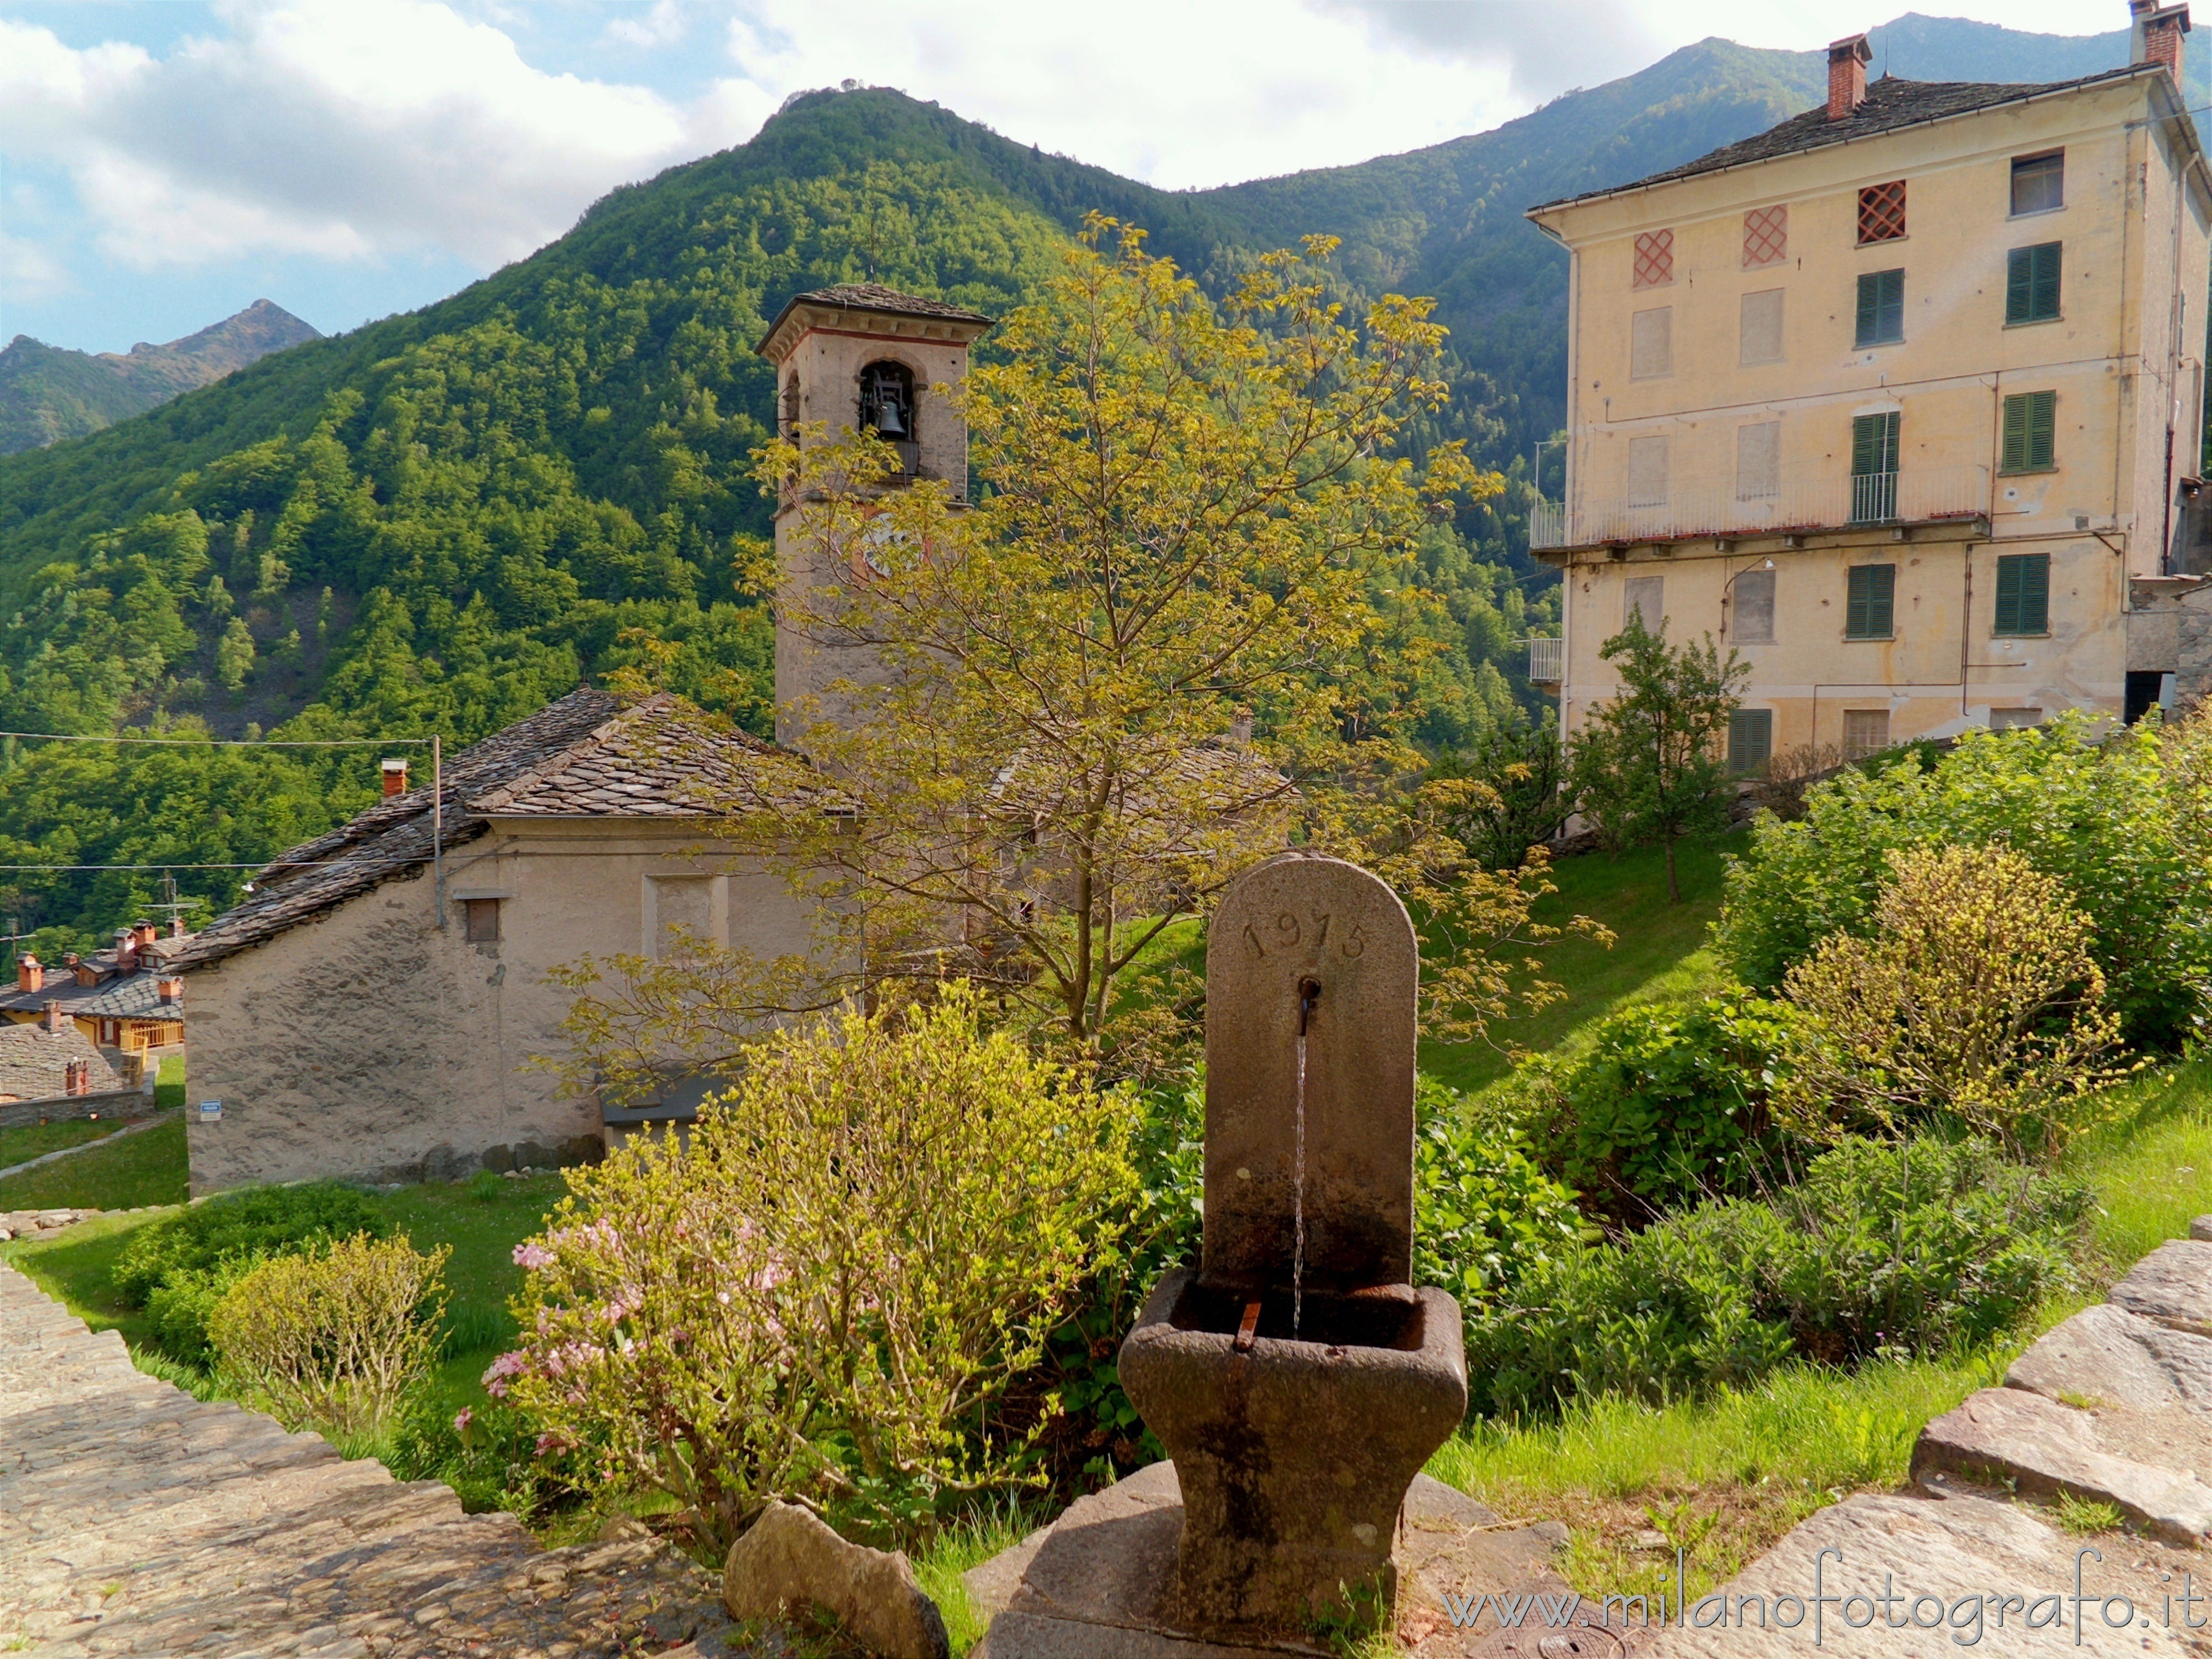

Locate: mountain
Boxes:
[0,300,321,456]
[0,15,2193,951]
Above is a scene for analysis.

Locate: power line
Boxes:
[0,729,437,748]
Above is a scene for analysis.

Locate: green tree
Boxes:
[1571,614,1747,902]
[215,617,255,693]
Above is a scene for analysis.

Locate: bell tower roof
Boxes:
[754,283,995,366]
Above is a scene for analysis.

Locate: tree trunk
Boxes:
[1664,832,1680,904]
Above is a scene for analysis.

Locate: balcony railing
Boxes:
[1528,465,1989,551]
[1525,637,1563,685]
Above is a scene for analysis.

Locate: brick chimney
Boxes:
[1828,34,1873,119]
[381,757,410,797]
[132,921,158,951]
[2132,2,2191,80]
[115,931,137,974]
[43,1000,67,1034]
[17,954,41,994]
[157,977,183,1006]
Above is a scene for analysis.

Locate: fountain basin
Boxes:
[1118,1266,1468,1636]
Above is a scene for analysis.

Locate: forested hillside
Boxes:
[0,14,2183,952]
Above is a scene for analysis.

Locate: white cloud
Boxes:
[0,0,751,279]
[604,0,688,49]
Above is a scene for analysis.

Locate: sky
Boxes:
[0,0,2152,355]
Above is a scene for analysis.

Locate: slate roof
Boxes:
[166,688,821,972]
[1531,65,2159,214]
[0,1022,122,1103]
[769,284,994,326]
[0,969,176,1024]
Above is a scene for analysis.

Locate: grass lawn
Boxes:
[0,1112,186,1209]
[1419,834,1738,1094]
[0,1117,130,1171]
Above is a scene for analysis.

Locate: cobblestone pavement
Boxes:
[0,1265,739,1658]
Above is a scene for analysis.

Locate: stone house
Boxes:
[166,690,825,1194]
[0,1013,123,1105]
[0,926,185,1070]
[1526,3,2212,763]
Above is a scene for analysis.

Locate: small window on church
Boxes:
[464,899,501,943]
[859,361,917,473]
[779,373,800,437]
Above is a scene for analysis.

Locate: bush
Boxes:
[1715,715,2212,1048]
[1468,1136,2088,1417]
[386,1392,588,1517]
[1527,990,1807,1220]
[114,1181,389,1305]
[145,1262,260,1368]
[209,1232,451,1437]
[502,985,1138,1552]
[1412,1075,1586,1309]
[1777,846,2128,1162]
[1431,720,1567,870]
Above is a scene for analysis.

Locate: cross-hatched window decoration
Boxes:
[2000,390,2057,473]
[1994,552,2051,635]
[1855,270,1905,347]
[1858,180,1908,244]
[1843,709,1891,759]
[2006,242,2062,325]
[1743,205,1788,268]
[1632,228,1674,288]
[1732,567,1776,643]
[2011,151,2064,216]
[1846,564,1896,639]
[1728,709,1774,776]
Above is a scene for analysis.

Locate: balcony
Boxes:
[1528,465,1989,552]
[1525,637,1563,686]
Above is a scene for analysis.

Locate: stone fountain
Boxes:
[966,855,1553,1659]
[1118,854,1468,1635]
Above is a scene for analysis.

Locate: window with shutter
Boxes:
[1740,289,1785,364]
[2011,151,2063,215]
[2005,242,2062,324]
[1627,436,1670,507]
[1843,709,1891,759]
[1994,552,2051,635]
[1855,270,1905,346]
[1743,205,1788,268]
[2000,390,2057,473]
[1624,575,1664,631]
[1632,229,1674,288]
[1857,180,1907,244]
[1732,568,1776,644]
[1736,421,1781,500]
[1631,307,1673,378]
[1728,709,1774,775]
[1850,411,1900,521]
[1846,564,1896,638]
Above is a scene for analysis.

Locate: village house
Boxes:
[0,924,185,1085]
[1525,2,2212,765]
[0,1011,123,1107]
[165,285,993,1196]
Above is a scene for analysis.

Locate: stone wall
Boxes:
[0,1088,152,1129]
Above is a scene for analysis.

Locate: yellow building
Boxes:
[1526,4,2212,767]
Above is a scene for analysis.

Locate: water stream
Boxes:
[1292,1027,1307,1340]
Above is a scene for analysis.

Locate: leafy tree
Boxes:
[556,223,1599,1093]
[1571,615,1747,902]
[1430,716,1567,870]
[215,616,255,693]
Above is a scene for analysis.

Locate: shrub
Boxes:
[1468,1136,2088,1417]
[502,985,1138,1552]
[1741,742,1842,823]
[209,1232,451,1437]
[145,1262,259,1368]
[1715,715,2212,1047]
[1776,845,2128,1162]
[114,1181,389,1305]
[1527,990,1807,1220]
[1431,720,1567,870]
[1411,1075,1586,1309]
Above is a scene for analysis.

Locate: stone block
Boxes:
[1910,1386,2212,1543]
[722,1500,948,1659]
[2005,1302,2212,1410]
[2108,1239,2212,1337]
[2191,1216,2212,1243]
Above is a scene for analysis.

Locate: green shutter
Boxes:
[1855,270,1905,346]
[1847,564,1896,638]
[2006,243,2062,324]
[2001,390,2057,472]
[1728,709,1773,776]
[1850,411,1898,476]
[1995,553,2050,635]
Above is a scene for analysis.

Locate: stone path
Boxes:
[0,1265,739,1657]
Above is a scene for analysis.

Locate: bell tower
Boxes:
[753,284,995,749]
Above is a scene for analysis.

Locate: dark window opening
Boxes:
[2006,242,2062,325]
[1846,564,1896,639]
[779,374,800,437]
[2126,670,2170,724]
[2000,390,2057,473]
[1857,180,1907,244]
[1994,552,2051,635]
[1855,269,1905,347]
[2012,150,2064,215]
[859,361,919,475]
[464,899,501,944]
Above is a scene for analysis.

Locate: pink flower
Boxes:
[481,1350,528,1398]
[513,1241,555,1270]
[452,1407,474,1436]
